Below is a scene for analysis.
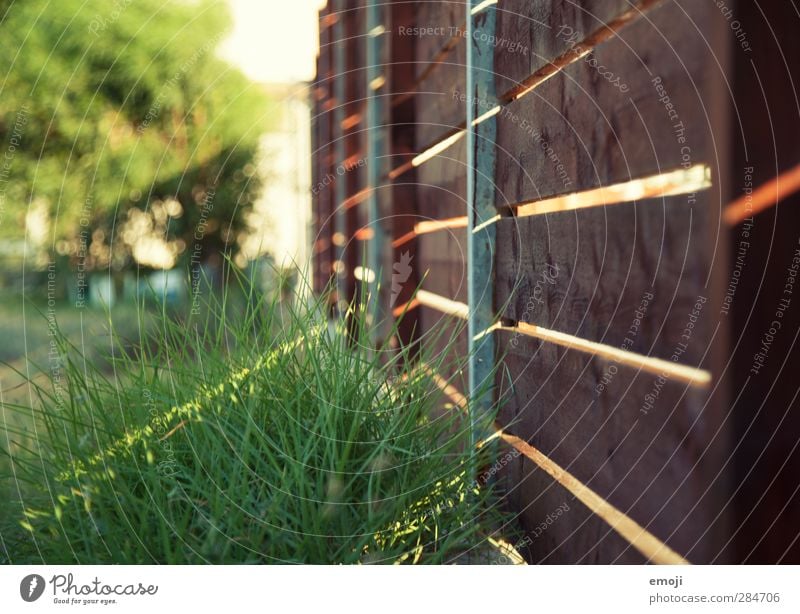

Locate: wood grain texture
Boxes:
[412,4,472,377]
[495,194,711,367]
[416,133,467,220]
[414,41,467,150]
[724,0,800,563]
[419,305,469,384]
[499,451,647,563]
[495,0,711,205]
[414,0,464,81]
[494,0,650,96]
[409,0,467,150]
[418,226,468,304]
[414,131,468,353]
[495,329,726,563]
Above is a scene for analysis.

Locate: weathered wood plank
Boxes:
[414,40,467,150]
[495,329,726,563]
[419,305,469,384]
[499,452,647,563]
[494,0,655,96]
[495,194,711,367]
[723,0,800,563]
[407,0,467,152]
[414,0,464,81]
[416,133,467,219]
[418,226,468,304]
[495,0,710,204]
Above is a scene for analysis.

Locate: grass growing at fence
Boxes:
[0,274,507,564]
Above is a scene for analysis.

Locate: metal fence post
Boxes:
[366,0,385,335]
[333,0,347,313]
[466,0,497,451]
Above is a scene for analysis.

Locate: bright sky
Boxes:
[219,0,327,83]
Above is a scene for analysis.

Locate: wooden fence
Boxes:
[310,0,800,564]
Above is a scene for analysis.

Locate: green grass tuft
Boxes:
[0,273,510,564]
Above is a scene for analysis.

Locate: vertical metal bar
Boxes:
[466,0,497,451]
[333,0,347,312]
[366,0,384,335]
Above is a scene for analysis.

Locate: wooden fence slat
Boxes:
[495,329,724,563]
[495,194,712,367]
[414,0,465,77]
[721,0,800,562]
[416,132,468,220]
[418,226,468,304]
[494,0,662,96]
[414,3,468,151]
[508,459,653,563]
[414,54,467,150]
[431,363,689,564]
[494,0,710,205]
[497,432,689,565]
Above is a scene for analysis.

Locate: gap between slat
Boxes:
[498,322,711,387]
[510,165,711,217]
[427,368,690,565]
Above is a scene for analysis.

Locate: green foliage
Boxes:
[0,0,270,268]
[0,277,509,563]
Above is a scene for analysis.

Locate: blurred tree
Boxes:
[0,0,272,270]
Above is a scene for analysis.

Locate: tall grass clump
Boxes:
[0,273,509,563]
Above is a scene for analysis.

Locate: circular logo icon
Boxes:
[20,574,45,602]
